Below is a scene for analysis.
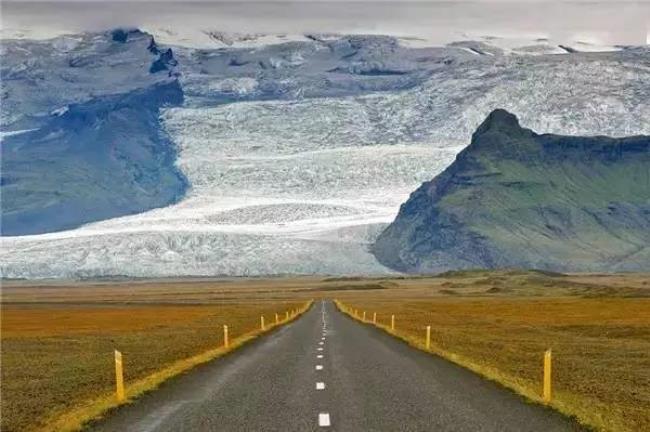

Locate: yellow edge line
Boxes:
[41,301,314,432]
[334,300,616,432]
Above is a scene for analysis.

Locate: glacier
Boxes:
[1,29,649,278]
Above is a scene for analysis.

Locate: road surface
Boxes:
[89,301,581,431]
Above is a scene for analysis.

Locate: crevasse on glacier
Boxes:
[1,29,649,278]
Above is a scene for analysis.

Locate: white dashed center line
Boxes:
[319,413,331,427]
[316,303,332,427]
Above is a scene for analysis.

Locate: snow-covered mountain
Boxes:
[1,29,649,278]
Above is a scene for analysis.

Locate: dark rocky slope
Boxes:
[373,109,650,273]
[1,29,187,235]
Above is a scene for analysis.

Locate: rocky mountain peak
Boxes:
[466,109,537,157]
[475,109,521,134]
[478,108,521,131]
[110,28,148,43]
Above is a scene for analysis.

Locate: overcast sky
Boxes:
[2,1,648,45]
[2,0,647,2]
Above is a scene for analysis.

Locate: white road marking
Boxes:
[317,347,323,351]
[319,413,331,427]
[316,382,325,390]
[317,354,323,358]
[316,365,323,370]
[321,337,326,340]
[319,341,324,345]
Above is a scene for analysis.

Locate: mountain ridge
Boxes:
[1,77,187,236]
[373,109,650,273]
[1,29,188,236]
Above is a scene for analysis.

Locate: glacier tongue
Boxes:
[1,33,650,278]
[0,140,451,278]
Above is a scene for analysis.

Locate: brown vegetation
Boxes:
[1,300,306,432]
[2,270,648,431]
[338,296,650,432]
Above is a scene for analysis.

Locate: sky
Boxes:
[2,0,647,2]
[1,1,648,46]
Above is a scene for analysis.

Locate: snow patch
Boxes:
[50,106,69,117]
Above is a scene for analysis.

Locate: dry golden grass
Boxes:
[1,300,307,432]
[2,270,648,431]
[338,297,650,432]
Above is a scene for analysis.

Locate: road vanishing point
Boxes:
[89,301,581,431]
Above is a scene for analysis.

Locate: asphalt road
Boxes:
[88,301,581,431]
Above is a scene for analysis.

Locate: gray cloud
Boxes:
[2,1,648,45]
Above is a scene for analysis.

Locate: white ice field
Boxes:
[0,97,459,277]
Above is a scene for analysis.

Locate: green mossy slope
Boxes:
[374,109,650,273]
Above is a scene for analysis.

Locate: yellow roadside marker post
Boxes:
[363,311,366,322]
[261,315,265,331]
[114,350,125,402]
[285,311,289,321]
[373,312,377,324]
[223,325,229,348]
[391,314,395,331]
[544,349,552,403]
[426,326,431,350]
[275,313,279,325]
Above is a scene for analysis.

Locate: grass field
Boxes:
[2,270,649,432]
[338,294,650,432]
[1,299,307,432]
